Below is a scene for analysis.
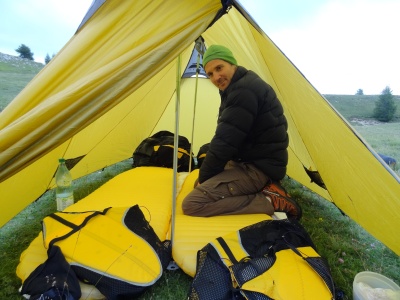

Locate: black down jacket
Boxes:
[198,66,288,183]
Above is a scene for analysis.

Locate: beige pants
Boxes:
[182,161,274,217]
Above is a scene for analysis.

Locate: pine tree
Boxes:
[45,53,51,64]
[373,86,397,122]
[15,44,34,60]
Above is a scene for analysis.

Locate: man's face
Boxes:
[204,59,237,91]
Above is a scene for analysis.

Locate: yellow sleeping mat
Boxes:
[173,168,272,277]
[17,166,176,299]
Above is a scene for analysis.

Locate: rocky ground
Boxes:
[350,117,382,126]
[0,52,44,68]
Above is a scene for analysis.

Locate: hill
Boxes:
[324,94,400,121]
[0,52,43,111]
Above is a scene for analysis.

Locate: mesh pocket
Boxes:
[189,245,242,300]
[231,256,275,286]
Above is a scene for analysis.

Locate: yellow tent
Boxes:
[0,0,399,256]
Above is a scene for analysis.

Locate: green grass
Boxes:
[0,56,43,111]
[0,52,399,299]
[352,122,400,160]
[286,179,400,297]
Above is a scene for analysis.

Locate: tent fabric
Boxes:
[1,0,399,257]
[0,0,221,225]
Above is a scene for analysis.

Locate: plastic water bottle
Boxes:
[55,158,74,211]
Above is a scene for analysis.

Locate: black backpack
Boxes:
[20,245,81,300]
[188,219,338,300]
[132,131,194,172]
[196,143,210,169]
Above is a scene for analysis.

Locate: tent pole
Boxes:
[189,37,206,171]
[188,52,201,172]
[170,54,181,247]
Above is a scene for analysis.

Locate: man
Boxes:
[182,45,301,220]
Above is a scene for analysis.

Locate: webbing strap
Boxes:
[211,232,250,268]
[216,237,239,264]
[153,145,191,157]
[48,207,110,248]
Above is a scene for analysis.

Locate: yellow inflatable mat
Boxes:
[17,166,175,299]
[17,166,273,297]
[173,169,272,277]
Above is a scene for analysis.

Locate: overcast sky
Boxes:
[0,0,399,95]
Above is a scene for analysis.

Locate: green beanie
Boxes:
[202,45,237,68]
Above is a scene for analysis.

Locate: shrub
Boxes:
[15,44,34,61]
[373,86,397,122]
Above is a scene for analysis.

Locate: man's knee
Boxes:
[182,199,206,216]
[182,198,195,216]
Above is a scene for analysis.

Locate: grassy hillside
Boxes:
[322,94,400,165]
[324,94,400,121]
[0,53,43,112]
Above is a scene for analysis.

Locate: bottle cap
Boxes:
[59,158,65,163]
